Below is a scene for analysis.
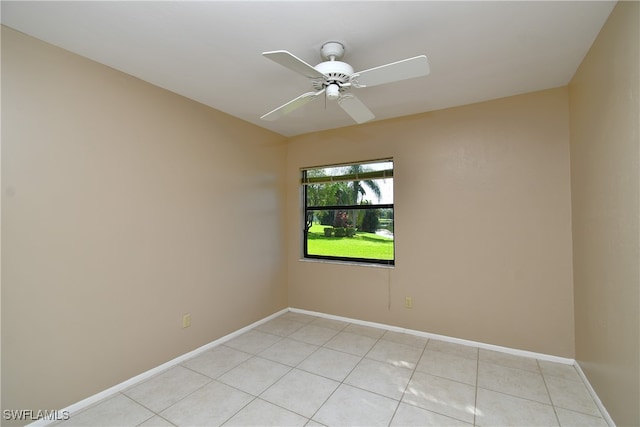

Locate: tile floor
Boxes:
[53,312,610,427]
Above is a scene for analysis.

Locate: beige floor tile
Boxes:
[555,407,609,426]
[137,415,175,426]
[181,345,252,378]
[478,361,550,404]
[217,356,291,395]
[58,394,153,427]
[159,381,252,426]
[366,339,423,369]
[390,403,472,426]
[223,398,308,426]
[257,318,306,337]
[123,366,211,413]
[323,331,378,356]
[425,339,478,360]
[545,375,602,417]
[345,358,413,400]
[258,337,318,366]
[416,349,478,385]
[224,330,282,354]
[382,331,428,349]
[313,384,398,427]
[309,317,349,331]
[475,388,558,426]
[402,371,476,423]
[260,369,339,418]
[479,348,540,372]
[539,360,582,382]
[279,312,318,324]
[289,324,339,346]
[343,323,387,339]
[297,347,361,381]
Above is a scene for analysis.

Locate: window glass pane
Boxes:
[306,208,394,261]
[305,175,393,207]
[303,159,394,265]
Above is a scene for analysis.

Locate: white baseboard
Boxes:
[290,307,575,365]
[27,308,288,427]
[30,306,613,426]
[574,361,616,426]
[291,308,614,425]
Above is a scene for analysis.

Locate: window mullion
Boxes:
[306,203,393,211]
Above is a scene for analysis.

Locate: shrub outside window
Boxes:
[302,159,394,265]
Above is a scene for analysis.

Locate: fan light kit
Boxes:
[260,41,430,124]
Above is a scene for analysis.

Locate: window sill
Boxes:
[298,257,395,269]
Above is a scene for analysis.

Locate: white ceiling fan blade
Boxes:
[263,50,326,79]
[352,55,430,88]
[260,90,324,121]
[338,93,375,124]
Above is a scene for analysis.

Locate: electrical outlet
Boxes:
[182,314,191,328]
[405,296,413,309]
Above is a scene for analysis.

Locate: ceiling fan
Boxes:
[260,41,430,124]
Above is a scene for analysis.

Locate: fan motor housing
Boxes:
[312,60,354,91]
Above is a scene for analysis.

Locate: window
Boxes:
[302,159,394,265]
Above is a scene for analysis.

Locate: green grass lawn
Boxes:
[307,224,394,260]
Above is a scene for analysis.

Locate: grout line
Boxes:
[185,351,298,425]
[216,395,258,427]
[348,329,404,426]
[153,413,176,426]
[473,347,480,426]
[304,365,351,423]
[117,393,160,425]
[123,373,215,424]
[475,385,558,409]
[537,358,563,427]
[305,325,385,424]
[251,396,312,425]
[387,337,430,426]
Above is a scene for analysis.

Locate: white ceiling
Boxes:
[1,1,615,137]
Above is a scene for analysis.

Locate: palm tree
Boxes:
[340,164,382,231]
[306,164,383,232]
[347,164,382,204]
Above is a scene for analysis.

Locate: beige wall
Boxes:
[4,3,638,422]
[286,87,575,357]
[569,2,640,426]
[1,27,288,417]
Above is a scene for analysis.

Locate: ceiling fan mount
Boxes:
[320,41,346,61]
[260,40,430,124]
